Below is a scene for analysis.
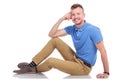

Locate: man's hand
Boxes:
[96,73,109,78]
[61,12,71,20]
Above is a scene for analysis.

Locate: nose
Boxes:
[74,14,78,18]
[74,14,79,19]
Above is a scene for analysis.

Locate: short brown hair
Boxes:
[71,3,84,12]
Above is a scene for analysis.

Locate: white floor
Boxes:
[2,69,115,80]
[0,52,115,80]
[13,71,92,80]
[13,72,92,80]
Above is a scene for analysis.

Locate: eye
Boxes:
[77,13,81,15]
[71,13,75,16]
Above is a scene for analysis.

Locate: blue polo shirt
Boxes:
[64,22,103,66]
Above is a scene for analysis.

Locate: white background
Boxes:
[0,0,120,80]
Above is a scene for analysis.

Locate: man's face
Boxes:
[71,7,85,26]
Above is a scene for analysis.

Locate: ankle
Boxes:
[29,61,36,67]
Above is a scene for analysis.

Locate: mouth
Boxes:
[74,18,81,23]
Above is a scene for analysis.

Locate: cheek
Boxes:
[71,16,75,20]
[71,16,74,19]
[81,14,85,19]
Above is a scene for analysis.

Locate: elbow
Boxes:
[48,31,54,37]
[48,34,52,37]
[48,33,58,38]
[48,33,54,38]
[48,35,52,38]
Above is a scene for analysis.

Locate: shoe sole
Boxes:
[16,72,37,74]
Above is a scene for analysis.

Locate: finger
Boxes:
[65,16,71,20]
[104,74,108,78]
[97,74,104,78]
[96,74,101,78]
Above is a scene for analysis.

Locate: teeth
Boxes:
[75,19,78,22]
[75,19,79,21]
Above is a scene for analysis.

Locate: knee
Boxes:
[49,38,61,45]
[50,37,60,42]
[45,57,56,66]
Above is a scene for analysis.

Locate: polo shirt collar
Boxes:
[74,21,88,32]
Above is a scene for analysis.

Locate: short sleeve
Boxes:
[64,25,73,35]
[90,27,103,44]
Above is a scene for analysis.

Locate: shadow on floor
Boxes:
[64,75,91,79]
[13,73,48,79]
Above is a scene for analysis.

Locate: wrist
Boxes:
[104,72,110,75]
[60,17,65,21]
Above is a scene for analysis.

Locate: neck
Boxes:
[76,21,85,28]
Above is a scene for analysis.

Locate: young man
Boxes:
[13,3,109,78]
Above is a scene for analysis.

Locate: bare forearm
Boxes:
[49,12,71,37]
[101,52,109,73]
[96,41,109,73]
[96,41,110,78]
[48,18,64,37]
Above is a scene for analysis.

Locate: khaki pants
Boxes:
[32,38,91,75]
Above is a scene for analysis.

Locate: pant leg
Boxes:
[32,38,75,65]
[33,37,91,75]
[37,57,91,75]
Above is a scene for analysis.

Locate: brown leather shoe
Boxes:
[17,62,29,69]
[13,65,37,74]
